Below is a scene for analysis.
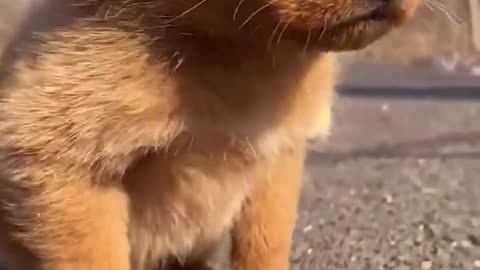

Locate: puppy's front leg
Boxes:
[231,145,306,270]
[0,161,130,270]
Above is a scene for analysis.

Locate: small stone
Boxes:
[383,193,393,204]
[303,225,313,233]
[421,260,432,270]
[381,104,390,112]
[461,240,473,248]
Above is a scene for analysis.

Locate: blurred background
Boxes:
[357,0,479,69]
[1,1,480,270]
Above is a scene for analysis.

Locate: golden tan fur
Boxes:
[0,0,419,269]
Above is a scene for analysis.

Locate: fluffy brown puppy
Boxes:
[0,0,419,269]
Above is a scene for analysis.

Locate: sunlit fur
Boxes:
[0,0,419,269]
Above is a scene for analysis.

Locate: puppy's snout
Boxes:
[350,0,419,24]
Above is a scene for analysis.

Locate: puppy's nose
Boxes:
[384,0,420,23]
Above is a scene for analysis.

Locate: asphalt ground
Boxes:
[291,64,480,270]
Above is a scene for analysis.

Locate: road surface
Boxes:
[291,64,480,270]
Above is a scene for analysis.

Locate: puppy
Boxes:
[0,0,419,269]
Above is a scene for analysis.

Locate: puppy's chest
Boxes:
[121,56,336,268]
[124,140,261,269]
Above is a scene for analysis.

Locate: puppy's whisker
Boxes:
[276,20,291,45]
[239,0,278,29]
[163,0,209,25]
[233,0,246,21]
[423,1,435,11]
[423,0,463,24]
[268,21,283,50]
[318,19,328,41]
[303,28,312,52]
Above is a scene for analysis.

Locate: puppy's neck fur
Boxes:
[66,0,302,57]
